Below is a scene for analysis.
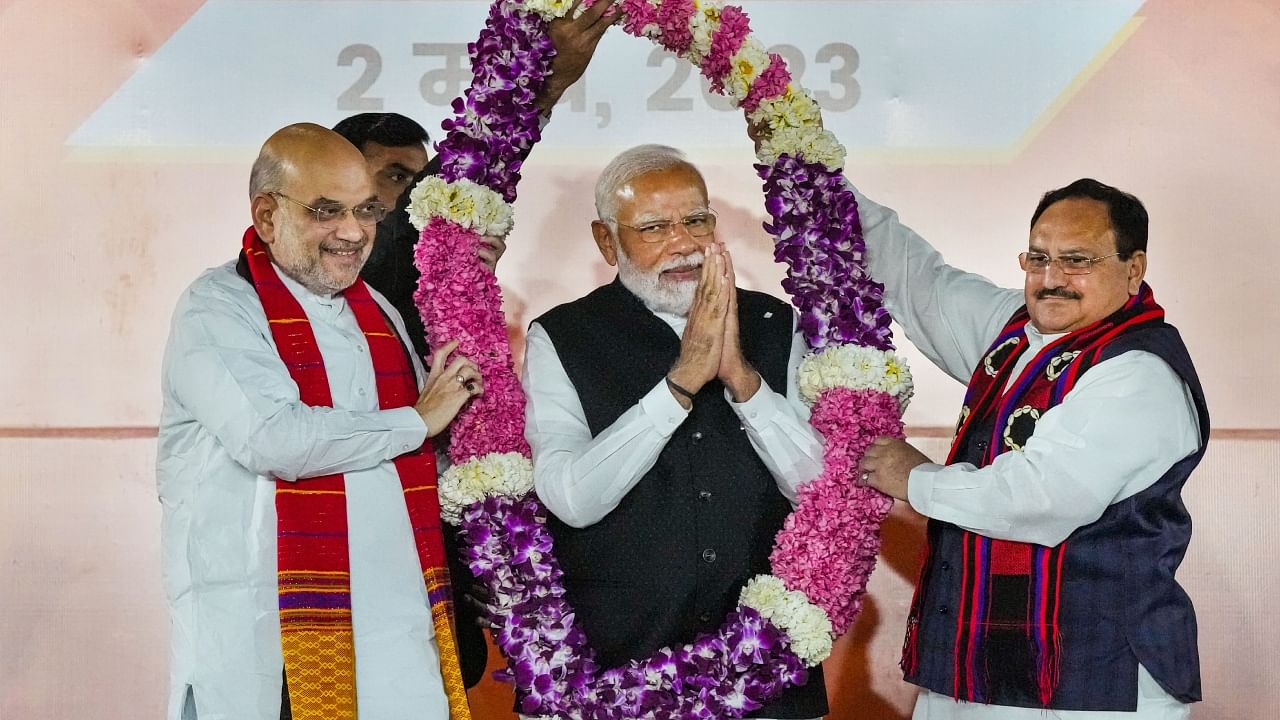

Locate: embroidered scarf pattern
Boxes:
[241,227,471,720]
[902,283,1166,706]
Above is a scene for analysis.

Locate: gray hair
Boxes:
[248,150,286,198]
[594,144,705,224]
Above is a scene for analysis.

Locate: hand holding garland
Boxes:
[858,436,932,501]
[536,0,620,115]
[414,339,485,437]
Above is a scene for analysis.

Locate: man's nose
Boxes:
[668,225,711,254]
[1041,259,1070,286]
[333,209,366,241]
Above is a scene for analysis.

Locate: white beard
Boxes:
[615,244,703,316]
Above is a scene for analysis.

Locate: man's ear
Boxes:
[1126,250,1147,295]
[251,193,279,244]
[591,220,618,267]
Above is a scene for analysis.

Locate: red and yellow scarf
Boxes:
[241,227,471,719]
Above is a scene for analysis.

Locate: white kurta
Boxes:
[854,186,1200,718]
[157,261,449,720]
[522,307,826,528]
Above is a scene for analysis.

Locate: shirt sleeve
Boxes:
[726,311,825,502]
[905,351,1202,546]
[852,183,1025,382]
[522,321,689,528]
[162,280,428,482]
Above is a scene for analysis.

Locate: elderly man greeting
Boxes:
[853,179,1209,719]
[521,144,829,720]
[157,124,484,720]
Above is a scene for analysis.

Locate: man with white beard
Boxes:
[520,144,830,719]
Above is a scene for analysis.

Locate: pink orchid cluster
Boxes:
[413,217,530,464]
[770,388,902,632]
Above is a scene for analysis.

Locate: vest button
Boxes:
[698,490,712,501]
[701,548,717,563]
[699,612,712,623]
[940,561,951,571]
[938,605,949,615]
[692,431,704,441]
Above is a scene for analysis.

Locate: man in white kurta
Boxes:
[853,181,1203,718]
[521,145,830,719]
[158,124,482,720]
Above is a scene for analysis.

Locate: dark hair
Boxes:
[332,113,430,152]
[1030,178,1148,257]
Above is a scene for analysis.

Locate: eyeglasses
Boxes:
[1019,251,1120,275]
[270,192,389,228]
[613,209,717,242]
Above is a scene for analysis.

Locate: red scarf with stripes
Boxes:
[241,227,471,720]
[903,283,1165,706]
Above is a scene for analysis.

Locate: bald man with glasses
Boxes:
[158,124,485,720]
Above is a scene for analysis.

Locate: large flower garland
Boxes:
[409,0,913,716]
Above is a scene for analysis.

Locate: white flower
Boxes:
[408,176,514,236]
[738,575,834,665]
[724,38,770,101]
[522,0,575,20]
[747,85,823,134]
[797,345,915,410]
[756,126,846,170]
[685,0,722,65]
[438,452,534,524]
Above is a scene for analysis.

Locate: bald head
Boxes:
[249,123,369,198]
[248,123,378,296]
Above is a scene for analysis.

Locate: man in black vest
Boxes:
[522,144,829,719]
[853,179,1208,718]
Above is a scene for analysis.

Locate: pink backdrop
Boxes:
[2,1,1277,717]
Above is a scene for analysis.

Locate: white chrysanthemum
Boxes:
[796,345,915,410]
[747,85,823,134]
[724,38,770,101]
[739,575,834,665]
[522,0,575,20]
[408,176,514,237]
[685,0,721,65]
[756,125,846,170]
[438,452,533,524]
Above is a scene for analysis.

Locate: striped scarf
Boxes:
[903,283,1165,706]
[241,227,472,720]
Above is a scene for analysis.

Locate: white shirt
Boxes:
[854,186,1201,716]
[157,261,449,720]
[522,305,825,529]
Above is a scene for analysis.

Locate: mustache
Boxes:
[1036,288,1082,300]
[657,251,705,274]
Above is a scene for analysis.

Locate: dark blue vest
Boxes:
[905,323,1209,710]
[536,278,828,719]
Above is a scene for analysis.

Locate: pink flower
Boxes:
[414,216,531,466]
[701,5,751,92]
[655,0,696,54]
[769,388,903,633]
[740,53,791,113]
[620,0,658,36]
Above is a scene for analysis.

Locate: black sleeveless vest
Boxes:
[535,278,828,718]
